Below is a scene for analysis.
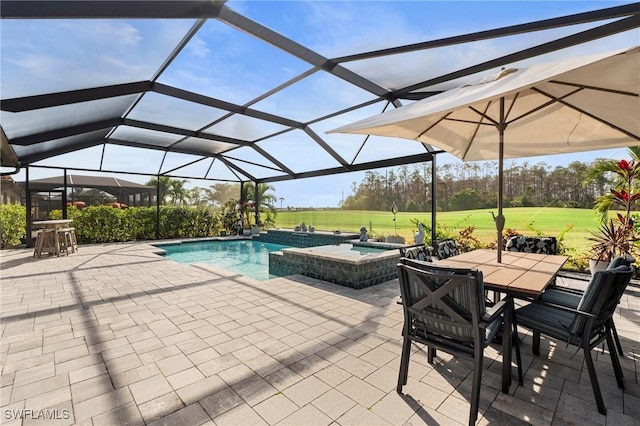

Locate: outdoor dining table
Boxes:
[437,249,568,390]
[437,249,568,299]
[32,219,74,257]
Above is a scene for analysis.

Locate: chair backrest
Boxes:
[608,255,635,269]
[436,239,460,259]
[505,235,557,254]
[397,258,484,343]
[399,244,433,262]
[569,265,634,335]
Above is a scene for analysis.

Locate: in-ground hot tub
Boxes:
[269,243,401,289]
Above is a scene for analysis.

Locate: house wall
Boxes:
[1,176,23,205]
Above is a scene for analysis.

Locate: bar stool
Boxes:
[68,227,78,252]
[57,227,77,255]
[33,229,56,257]
[33,229,44,257]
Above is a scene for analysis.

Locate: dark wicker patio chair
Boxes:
[540,255,634,356]
[398,243,433,262]
[435,239,460,259]
[396,258,522,426]
[516,264,634,415]
[505,235,557,254]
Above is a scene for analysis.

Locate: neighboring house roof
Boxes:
[19,175,155,198]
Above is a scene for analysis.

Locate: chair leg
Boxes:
[584,345,607,415]
[606,328,625,389]
[512,311,523,385]
[611,320,624,358]
[501,309,512,394]
[469,346,483,426]
[427,347,436,364]
[397,337,412,393]
[532,330,541,356]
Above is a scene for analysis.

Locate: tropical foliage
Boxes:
[145,176,190,206]
[588,156,640,262]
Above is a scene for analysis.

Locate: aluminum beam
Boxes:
[1,1,226,19]
[260,152,439,183]
[334,3,640,63]
[1,81,152,112]
[398,15,640,95]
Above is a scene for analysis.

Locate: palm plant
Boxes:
[145,176,172,205]
[169,179,189,206]
[243,183,277,228]
[588,155,640,263]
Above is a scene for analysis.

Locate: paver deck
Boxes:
[1,242,639,425]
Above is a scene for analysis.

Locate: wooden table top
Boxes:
[437,249,568,298]
[33,219,73,226]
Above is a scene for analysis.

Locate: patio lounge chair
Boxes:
[396,258,521,426]
[515,264,634,415]
[540,255,634,356]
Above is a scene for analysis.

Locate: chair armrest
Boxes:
[522,300,597,319]
[555,272,590,283]
[483,298,508,323]
[547,285,585,295]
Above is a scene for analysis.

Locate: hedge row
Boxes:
[0,205,226,248]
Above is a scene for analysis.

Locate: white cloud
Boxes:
[188,37,211,57]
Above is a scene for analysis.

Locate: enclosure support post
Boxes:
[62,168,68,219]
[254,181,259,226]
[155,175,160,240]
[431,154,437,251]
[25,166,32,248]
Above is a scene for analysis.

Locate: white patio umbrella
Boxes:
[329,46,640,262]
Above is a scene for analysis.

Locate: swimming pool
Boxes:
[157,238,399,287]
[158,240,290,281]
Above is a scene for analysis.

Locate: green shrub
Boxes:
[0,204,27,248]
[71,206,131,243]
[47,205,223,243]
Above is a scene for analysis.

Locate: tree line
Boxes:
[340,160,612,212]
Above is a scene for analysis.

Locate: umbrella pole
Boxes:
[495,98,506,263]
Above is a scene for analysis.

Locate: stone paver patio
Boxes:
[1,242,639,425]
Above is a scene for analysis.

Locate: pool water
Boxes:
[158,240,290,281]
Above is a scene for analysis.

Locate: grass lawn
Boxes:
[273,207,601,253]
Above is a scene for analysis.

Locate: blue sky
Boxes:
[2,1,638,207]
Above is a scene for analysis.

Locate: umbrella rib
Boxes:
[506,88,583,125]
[444,117,496,126]
[549,80,639,97]
[461,103,494,160]
[416,112,452,139]
[504,92,520,122]
[467,107,499,126]
[533,87,640,142]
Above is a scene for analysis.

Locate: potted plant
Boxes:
[588,216,636,273]
[588,158,640,273]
